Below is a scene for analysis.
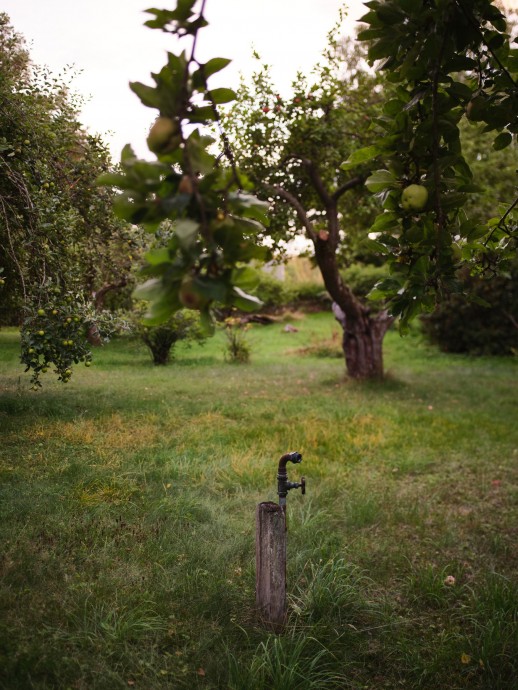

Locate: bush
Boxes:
[223,316,251,363]
[254,273,329,310]
[130,308,206,365]
[252,263,389,313]
[254,272,292,308]
[421,268,518,356]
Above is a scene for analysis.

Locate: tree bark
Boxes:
[332,303,392,380]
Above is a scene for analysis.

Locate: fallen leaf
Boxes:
[197,667,206,677]
[461,653,471,665]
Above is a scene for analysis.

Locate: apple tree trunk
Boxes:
[332,303,391,380]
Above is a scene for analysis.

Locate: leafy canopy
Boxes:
[344,0,518,328]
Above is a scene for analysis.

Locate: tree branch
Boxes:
[93,279,128,310]
[283,154,332,206]
[332,175,366,202]
[266,184,317,242]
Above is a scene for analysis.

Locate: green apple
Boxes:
[401,184,428,211]
[147,117,180,154]
[37,308,45,316]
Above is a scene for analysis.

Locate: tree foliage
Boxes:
[100,0,270,333]
[0,14,139,387]
[347,0,518,329]
[104,0,518,378]
[421,262,518,355]
[226,34,384,263]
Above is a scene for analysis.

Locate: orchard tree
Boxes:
[225,34,392,379]
[106,0,517,381]
[0,14,140,387]
[346,0,518,328]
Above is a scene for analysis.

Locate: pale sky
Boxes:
[2,0,368,159]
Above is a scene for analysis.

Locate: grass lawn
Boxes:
[0,311,517,689]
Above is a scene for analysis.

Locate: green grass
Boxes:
[0,312,517,689]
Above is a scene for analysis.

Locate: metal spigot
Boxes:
[277,452,306,512]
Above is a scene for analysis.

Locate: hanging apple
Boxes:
[401,184,428,211]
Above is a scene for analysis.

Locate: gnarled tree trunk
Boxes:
[314,229,393,380]
[332,303,392,380]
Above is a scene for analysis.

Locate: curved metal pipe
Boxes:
[278,452,302,472]
[277,452,303,514]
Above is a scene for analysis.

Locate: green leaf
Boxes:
[493,131,512,150]
[121,144,137,163]
[360,238,390,255]
[192,58,232,89]
[232,286,263,311]
[133,278,163,301]
[227,192,269,224]
[231,266,260,291]
[96,172,132,189]
[465,225,489,241]
[188,106,217,123]
[340,145,381,170]
[206,88,236,104]
[192,275,229,303]
[199,308,215,336]
[144,248,170,265]
[185,131,216,175]
[369,38,397,61]
[174,219,199,250]
[370,211,398,232]
[365,169,398,193]
[129,82,160,109]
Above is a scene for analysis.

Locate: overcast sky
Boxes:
[2,0,369,159]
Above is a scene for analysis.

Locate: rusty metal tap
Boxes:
[277,452,305,512]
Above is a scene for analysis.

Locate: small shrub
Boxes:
[255,273,292,308]
[223,317,251,363]
[131,307,206,365]
[289,281,330,306]
[254,273,329,310]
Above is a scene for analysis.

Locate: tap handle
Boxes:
[300,476,306,495]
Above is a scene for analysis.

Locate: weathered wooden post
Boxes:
[255,502,286,630]
[255,452,305,630]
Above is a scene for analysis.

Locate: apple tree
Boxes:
[105,0,517,379]
[0,14,140,387]
[345,0,518,329]
[224,34,394,379]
